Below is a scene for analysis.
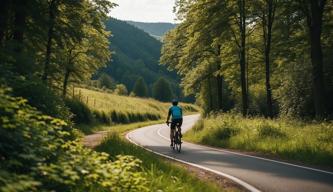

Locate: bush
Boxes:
[258,123,287,139]
[65,98,94,124]
[0,87,149,191]
[114,84,128,95]
[10,78,73,123]
[214,127,240,140]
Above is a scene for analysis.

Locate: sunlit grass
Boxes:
[185,113,333,167]
[96,133,238,192]
[74,87,199,119]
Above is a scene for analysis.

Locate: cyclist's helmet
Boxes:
[172,99,178,106]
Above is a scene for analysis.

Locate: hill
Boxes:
[100,18,180,96]
[74,87,199,123]
[126,21,177,40]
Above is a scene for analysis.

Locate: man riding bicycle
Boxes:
[166,99,183,147]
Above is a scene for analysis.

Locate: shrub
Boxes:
[214,127,240,140]
[114,84,128,95]
[0,87,149,191]
[258,123,287,139]
[65,98,94,124]
[10,78,73,123]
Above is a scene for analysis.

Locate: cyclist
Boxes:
[166,99,183,147]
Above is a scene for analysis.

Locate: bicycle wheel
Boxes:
[175,132,181,153]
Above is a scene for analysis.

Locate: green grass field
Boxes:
[74,87,199,119]
[184,113,333,167]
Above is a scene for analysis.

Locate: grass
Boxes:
[78,120,164,134]
[184,113,333,167]
[96,133,238,192]
[71,87,200,133]
[74,87,199,119]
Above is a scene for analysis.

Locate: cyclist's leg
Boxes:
[170,121,176,146]
[178,118,183,137]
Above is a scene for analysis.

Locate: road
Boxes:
[126,114,333,192]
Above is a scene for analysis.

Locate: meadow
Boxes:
[71,87,199,125]
[184,113,333,167]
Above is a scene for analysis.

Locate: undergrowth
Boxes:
[184,113,333,167]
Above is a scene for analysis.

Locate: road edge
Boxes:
[125,130,261,192]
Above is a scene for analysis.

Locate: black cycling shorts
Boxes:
[171,118,183,130]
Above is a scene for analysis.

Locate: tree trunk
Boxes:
[0,0,10,46]
[62,68,71,96]
[217,76,223,110]
[306,0,327,118]
[216,45,223,111]
[263,0,275,118]
[239,0,248,117]
[13,0,27,74]
[42,0,58,83]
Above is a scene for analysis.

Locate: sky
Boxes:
[110,0,177,23]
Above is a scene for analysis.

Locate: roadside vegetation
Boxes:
[96,133,237,192]
[67,87,199,133]
[184,113,333,167]
[0,88,149,192]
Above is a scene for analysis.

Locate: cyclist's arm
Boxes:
[166,108,171,123]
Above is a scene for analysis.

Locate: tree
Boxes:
[152,77,173,102]
[99,73,115,90]
[301,0,328,118]
[114,84,128,95]
[254,0,277,117]
[132,77,149,97]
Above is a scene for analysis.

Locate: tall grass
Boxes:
[96,133,236,192]
[73,87,199,123]
[185,113,333,167]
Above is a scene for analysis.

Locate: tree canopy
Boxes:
[161,0,333,118]
[152,77,174,102]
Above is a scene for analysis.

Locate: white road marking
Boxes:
[126,130,261,192]
[157,126,333,176]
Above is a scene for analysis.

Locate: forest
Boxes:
[0,0,154,191]
[98,18,180,99]
[161,0,333,119]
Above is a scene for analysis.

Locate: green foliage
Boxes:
[9,78,73,123]
[185,113,333,167]
[98,73,115,90]
[96,133,222,192]
[258,124,287,139]
[132,77,149,97]
[152,77,173,102]
[0,88,150,192]
[65,98,94,124]
[161,0,333,118]
[101,18,181,96]
[114,84,128,95]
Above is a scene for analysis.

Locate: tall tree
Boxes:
[301,0,327,118]
[42,0,60,83]
[257,0,277,117]
[132,77,149,97]
[152,77,173,102]
[237,0,249,116]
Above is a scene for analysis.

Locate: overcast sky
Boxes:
[110,0,177,23]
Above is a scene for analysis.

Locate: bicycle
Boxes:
[167,121,182,153]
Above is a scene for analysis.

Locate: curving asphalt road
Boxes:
[126,114,333,192]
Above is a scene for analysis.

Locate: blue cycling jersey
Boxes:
[169,106,182,120]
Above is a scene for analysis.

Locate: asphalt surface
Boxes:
[126,114,333,192]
